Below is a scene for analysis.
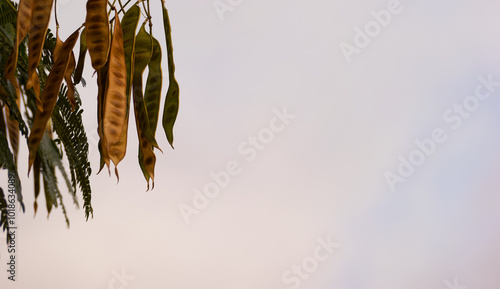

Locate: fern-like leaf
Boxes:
[0,0,16,27]
[38,134,72,227]
[0,187,11,244]
[52,91,93,220]
[0,130,24,211]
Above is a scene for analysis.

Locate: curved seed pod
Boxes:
[74,28,87,85]
[4,0,35,100]
[121,4,140,101]
[97,61,110,174]
[133,23,157,188]
[30,21,63,107]
[144,37,163,136]
[85,0,110,70]
[15,0,35,47]
[5,97,20,165]
[27,0,54,94]
[107,5,140,176]
[28,28,81,173]
[133,24,158,148]
[104,11,127,167]
[64,51,77,110]
[161,1,180,148]
[56,28,76,110]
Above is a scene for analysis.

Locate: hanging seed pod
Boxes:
[56,28,77,110]
[97,60,111,174]
[132,23,157,188]
[5,97,20,165]
[161,1,180,148]
[106,5,141,178]
[144,37,163,136]
[27,0,54,107]
[28,28,81,173]
[4,0,35,101]
[74,28,87,85]
[121,4,140,101]
[65,52,77,110]
[85,0,110,70]
[103,10,127,167]
[133,24,158,148]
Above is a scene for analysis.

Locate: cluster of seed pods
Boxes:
[4,0,180,190]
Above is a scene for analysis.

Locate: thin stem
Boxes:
[117,0,124,12]
[119,0,134,12]
[4,0,16,11]
[146,0,152,31]
[55,0,59,27]
[107,0,116,18]
[109,0,136,23]
[139,1,147,20]
[140,0,152,34]
[140,0,147,16]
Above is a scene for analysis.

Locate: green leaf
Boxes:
[52,92,93,220]
[0,129,24,212]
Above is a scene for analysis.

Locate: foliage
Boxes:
[0,0,181,252]
[52,90,92,220]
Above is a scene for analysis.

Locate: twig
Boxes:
[107,0,116,18]
[109,0,135,23]
[4,0,16,11]
[140,0,147,17]
[55,0,59,27]
[117,0,124,12]
[146,0,152,31]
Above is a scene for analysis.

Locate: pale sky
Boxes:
[2,0,500,288]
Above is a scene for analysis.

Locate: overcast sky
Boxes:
[2,0,500,288]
